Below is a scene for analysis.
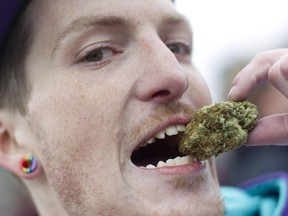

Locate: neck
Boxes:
[23,174,68,216]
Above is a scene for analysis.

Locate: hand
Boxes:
[228,49,288,146]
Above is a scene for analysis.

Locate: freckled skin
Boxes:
[0,0,225,215]
[179,101,259,160]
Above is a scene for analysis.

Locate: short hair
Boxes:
[0,3,33,113]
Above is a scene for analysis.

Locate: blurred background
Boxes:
[176,0,288,101]
[175,0,288,185]
[1,1,288,215]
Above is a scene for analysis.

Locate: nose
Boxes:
[133,38,189,104]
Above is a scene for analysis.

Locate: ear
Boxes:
[0,110,41,180]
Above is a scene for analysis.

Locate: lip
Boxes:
[136,160,206,176]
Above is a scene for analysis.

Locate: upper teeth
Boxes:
[141,124,186,148]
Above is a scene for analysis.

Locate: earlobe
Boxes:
[18,155,41,180]
[0,153,41,180]
[0,112,41,180]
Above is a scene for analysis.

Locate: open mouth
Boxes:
[131,124,197,169]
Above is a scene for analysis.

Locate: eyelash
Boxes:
[78,44,121,67]
[166,41,192,57]
[77,40,191,68]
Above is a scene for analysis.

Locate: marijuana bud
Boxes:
[179,101,259,160]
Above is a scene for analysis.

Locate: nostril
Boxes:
[152,90,170,98]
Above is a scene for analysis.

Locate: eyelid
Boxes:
[74,41,124,68]
[77,42,120,60]
[166,40,192,55]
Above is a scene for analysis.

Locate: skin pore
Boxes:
[0,0,224,215]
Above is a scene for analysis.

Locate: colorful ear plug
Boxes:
[21,155,38,174]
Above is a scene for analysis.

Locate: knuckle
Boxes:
[253,51,274,67]
[279,63,288,80]
[283,114,288,137]
[279,53,288,80]
[268,59,288,85]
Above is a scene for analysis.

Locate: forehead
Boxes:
[26,0,188,60]
[29,0,183,31]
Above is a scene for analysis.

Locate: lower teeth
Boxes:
[145,155,196,169]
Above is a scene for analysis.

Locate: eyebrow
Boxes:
[52,15,127,56]
[52,14,188,57]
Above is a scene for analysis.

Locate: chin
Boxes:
[117,157,224,216]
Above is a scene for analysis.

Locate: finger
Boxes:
[228,49,288,101]
[268,52,288,98]
[245,114,288,146]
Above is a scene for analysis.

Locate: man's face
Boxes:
[23,0,223,215]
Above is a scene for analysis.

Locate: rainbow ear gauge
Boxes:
[21,156,38,174]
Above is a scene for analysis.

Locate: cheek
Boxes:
[27,80,122,172]
[188,72,212,107]
[27,84,124,212]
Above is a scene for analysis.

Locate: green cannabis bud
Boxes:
[179,101,259,160]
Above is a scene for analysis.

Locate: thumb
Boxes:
[245,114,288,146]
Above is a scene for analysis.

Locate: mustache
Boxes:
[126,102,196,143]
[148,102,195,120]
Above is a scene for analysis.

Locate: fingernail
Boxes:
[227,86,235,100]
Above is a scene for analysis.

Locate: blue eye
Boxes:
[167,44,182,54]
[167,42,191,56]
[84,47,114,63]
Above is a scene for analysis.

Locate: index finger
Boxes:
[228,49,288,101]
